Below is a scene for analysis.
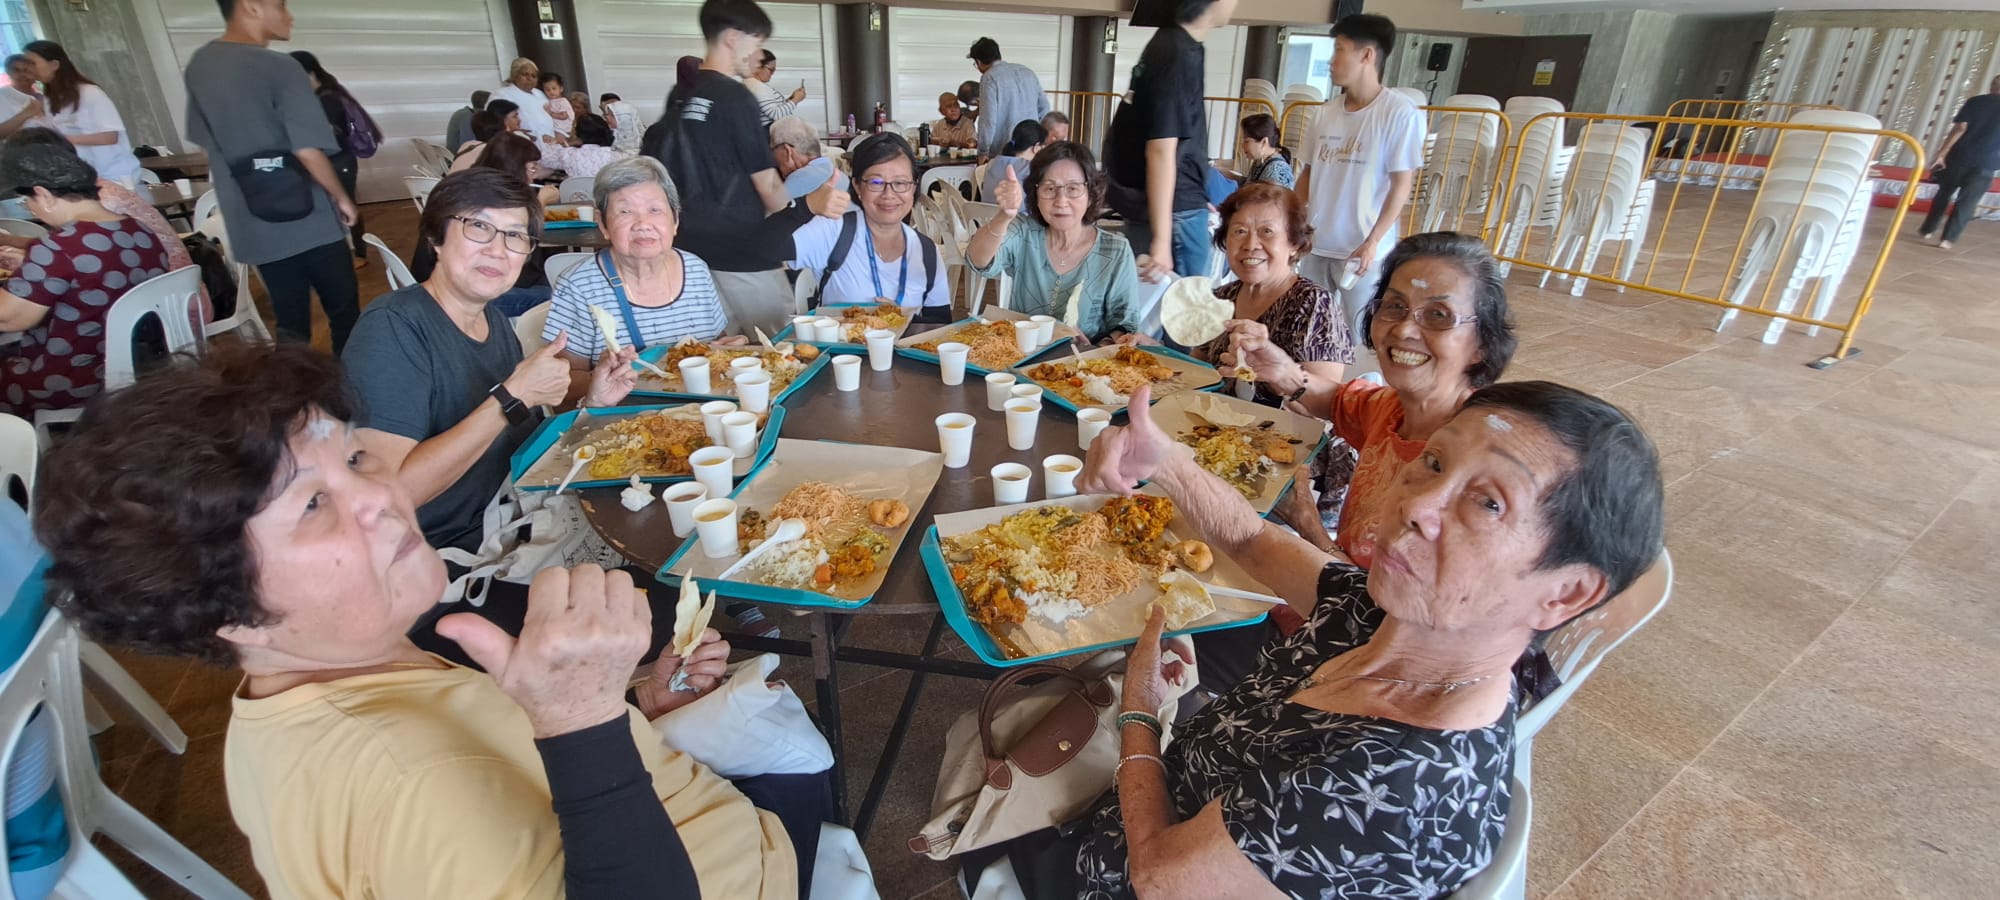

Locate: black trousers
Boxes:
[332,153,367,258]
[254,238,361,352]
[1920,163,1996,243]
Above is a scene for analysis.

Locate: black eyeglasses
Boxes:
[450,215,539,254]
[860,178,916,195]
[1378,298,1477,331]
[1036,182,1088,199]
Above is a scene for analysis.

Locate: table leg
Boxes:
[808,610,848,824]
[852,612,948,840]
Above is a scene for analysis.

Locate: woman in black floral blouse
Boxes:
[970,380,1664,899]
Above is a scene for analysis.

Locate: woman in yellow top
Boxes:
[33,343,801,899]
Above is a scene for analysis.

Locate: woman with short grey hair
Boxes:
[544,156,744,369]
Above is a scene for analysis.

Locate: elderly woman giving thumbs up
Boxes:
[966,140,1145,345]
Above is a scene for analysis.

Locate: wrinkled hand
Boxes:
[506,331,574,408]
[436,566,651,738]
[807,179,851,219]
[1120,606,1196,716]
[1225,319,1299,385]
[585,345,639,408]
[1079,384,1173,495]
[636,628,731,719]
[993,165,1024,219]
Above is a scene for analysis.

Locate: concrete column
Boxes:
[836,2,893,127]
[507,0,588,95]
[1243,25,1284,87]
[1071,16,1117,94]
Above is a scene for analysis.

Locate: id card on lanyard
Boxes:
[865,225,909,305]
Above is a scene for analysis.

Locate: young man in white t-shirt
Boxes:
[1297,14,1425,376]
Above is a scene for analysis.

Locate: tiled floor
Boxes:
[91,195,2000,898]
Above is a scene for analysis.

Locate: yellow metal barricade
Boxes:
[1491,111,1921,362]
[1650,99,1841,179]
[1043,90,1120,155]
[1204,96,1278,159]
[1401,106,1512,239]
[1278,100,1321,154]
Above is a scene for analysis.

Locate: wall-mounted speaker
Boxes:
[1426,42,1452,72]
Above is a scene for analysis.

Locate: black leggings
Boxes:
[254,238,361,352]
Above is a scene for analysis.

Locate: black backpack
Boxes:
[181,233,241,320]
[813,211,939,307]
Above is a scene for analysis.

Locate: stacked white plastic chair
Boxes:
[1715,109,1881,344]
[1416,94,1503,232]
[918,165,975,205]
[1492,96,1570,277]
[411,139,455,177]
[1539,121,1655,297]
[1241,78,1279,112]
[1388,86,1427,107]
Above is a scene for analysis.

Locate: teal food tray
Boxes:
[628,345,831,404]
[773,306,915,350]
[508,402,783,492]
[893,311,1081,377]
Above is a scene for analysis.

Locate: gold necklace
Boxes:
[1300,670,1493,694]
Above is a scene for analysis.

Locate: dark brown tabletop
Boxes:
[579,347,1106,616]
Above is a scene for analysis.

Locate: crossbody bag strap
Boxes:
[597,249,648,352]
[919,227,939,299]
[814,211,859,306]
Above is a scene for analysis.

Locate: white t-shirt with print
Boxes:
[1303,90,1426,261]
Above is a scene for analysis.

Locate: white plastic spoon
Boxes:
[1159,569,1284,606]
[552,445,597,496]
[714,517,809,582]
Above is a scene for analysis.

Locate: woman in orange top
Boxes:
[1229,231,1517,568]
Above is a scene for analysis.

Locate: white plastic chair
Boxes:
[0,218,46,239]
[792,267,817,315]
[1447,773,1530,900]
[1539,122,1653,296]
[188,202,275,345]
[411,139,455,177]
[136,168,161,186]
[557,176,595,205]
[104,267,205,391]
[514,301,553,355]
[1389,86,1427,107]
[971,161,992,202]
[919,165,976,204]
[0,413,32,505]
[0,611,252,899]
[362,234,418,291]
[543,251,592,288]
[1418,97,1504,229]
[403,176,440,213]
[1492,97,1570,278]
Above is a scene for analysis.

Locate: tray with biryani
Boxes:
[772,303,914,350]
[1010,344,1221,416]
[509,402,784,492]
[658,438,945,609]
[921,489,1276,667]
[894,306,1081,377]
[542,203,596,230]
[1147,390,1329,517]
[628,338,832,404]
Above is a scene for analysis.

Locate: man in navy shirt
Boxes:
[1919,75,2000,249]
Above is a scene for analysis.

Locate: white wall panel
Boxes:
[149,0,515,203]
[1112,22,1246,158]
[890,7,1060,136]
[583,0,830,131]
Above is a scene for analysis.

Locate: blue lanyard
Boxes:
[864,224,909,305]
[597,250,648,352]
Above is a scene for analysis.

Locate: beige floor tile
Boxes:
[1819,367,2000,451]
[1900,497,2000,583]
[1884,335,2000,390]
[1859,554,2000,653]
[1693,674,2000,897]
[1505,323,1703,389]
[1662,472,1906,598]
[1789,603,2000,768]
[1652,537,1856,659]
[1564,608,1780,763]
[1524,710,1684,898]
[1547,769,1909,900]
[1604,350,1850,435]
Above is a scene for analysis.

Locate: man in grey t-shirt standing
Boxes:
[183,0,361,351]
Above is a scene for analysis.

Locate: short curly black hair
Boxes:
[0,127,98,201]
[34,343,356,664]
[1361,231,1517,388]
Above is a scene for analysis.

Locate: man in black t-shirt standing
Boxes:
[1104,0,1239,282]
[1920,75,2000,250]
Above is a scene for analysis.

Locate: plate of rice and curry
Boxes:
[1011,344,1222,415]
[629,338,831,403]
[921,489,1277,666]
[509,402,784,491]
[659,438,944,609]
[1147,390,1329,516]
[896,307,1081,376]
[773,304,914,349]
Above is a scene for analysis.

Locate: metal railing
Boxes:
[1492,111,1922,361]
[1043,90,1119,156]
[1402,107,1513,240]
[1278,99,1321,154]
[1650,99,1842,178]
[1203,96,1278,159]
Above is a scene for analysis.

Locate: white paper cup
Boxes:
[935,412,976,468]
[721,410,759,458]
[790,315,817,340]
[1004,398,1041,451]
[1013,320,1039,354]
[733,370,772,413]
[578,206,597,223]
[831,355,862,391]
[985,372,1017,411]
[1234,376,1257,400]
[937,341,971,386]
[692,498,740,559]
[1030,315,1056,346]
[865,328,896,371]
[1043,454,1083,498]
[1009,384,1044,405]
[699,400,736,444]
[729,356,765,378]
[663,482,708,538]
[1076,407,1112,450]
[813,316,841,343]
[991,462,1032,504]
[927,144,942,156]
[689,445,735,498]
[679,357,712,394]
[173,177,193,199]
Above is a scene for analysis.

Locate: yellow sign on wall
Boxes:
[1533,59,1556,86]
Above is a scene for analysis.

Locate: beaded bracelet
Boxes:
[1117,710,1163,737]
[1115,753,1165,780]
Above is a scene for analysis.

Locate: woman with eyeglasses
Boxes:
[341,169,637,556]
[419,134,560,316]
[965,140,1141,344]
[1193,182,1351,394]
[786,132,952,321]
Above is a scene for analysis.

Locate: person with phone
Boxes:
[744,48,805,127]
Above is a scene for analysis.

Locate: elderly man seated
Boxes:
[771,114,847,199]
[961,379,1665,898]
[932,92,977,149]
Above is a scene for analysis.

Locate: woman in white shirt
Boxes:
[787,133,952,322]
[21,41,141,188]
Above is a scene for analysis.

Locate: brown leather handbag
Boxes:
[909,649,1196,860]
